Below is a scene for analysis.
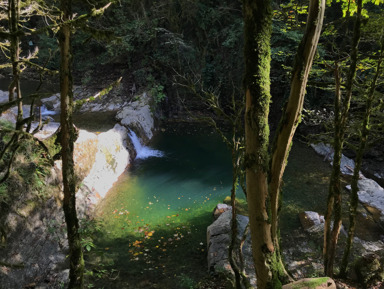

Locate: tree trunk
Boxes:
[243,0,276,287]
[269,0,325,253]
[323,0,362,277]
[339,34,384,277]
[59,0,84,287]
[243,0,324,287]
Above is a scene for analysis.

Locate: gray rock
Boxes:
[116,92,155,142]
[353,253,384,287]
[207,210,256,287]
[0,90,8,103]
[356,178,384,216]
[41,94,60,111]
[311,143,357,176]
[299,211,325,232]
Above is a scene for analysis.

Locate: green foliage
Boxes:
[177,273,197,289]
[79,217,101,253]
[327,0,384,17]
[36,32,59,69]
[0,133,53,206]
[146,74,166,104]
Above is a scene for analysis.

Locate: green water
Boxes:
[97,128,233,236]
[91,125,332,288]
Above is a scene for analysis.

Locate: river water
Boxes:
[90,124,332,288]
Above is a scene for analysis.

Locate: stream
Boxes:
[89,124,333,288]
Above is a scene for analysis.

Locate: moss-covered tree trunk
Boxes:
[59,0,84,287]
[243,0,275,287]
[243,0,324,288]
[339,34,384,277]
[323,0,362,277]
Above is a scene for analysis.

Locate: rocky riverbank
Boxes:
[0,89,158,288]
[207,143,384,288]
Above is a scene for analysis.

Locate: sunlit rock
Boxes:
[116,92,154,142]
[299,211,325,233]
[311,143,357,176]
[212,203,232,220]
[80,124,130,205]
[356,178,384,216]
[346,178,384,225]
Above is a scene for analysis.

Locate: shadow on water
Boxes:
[88,211,213,289]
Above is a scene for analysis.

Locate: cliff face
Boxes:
[0,91,156,288]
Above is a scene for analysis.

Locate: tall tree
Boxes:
[323,0,363,277]
[339,31,384,276]
[59,0,84,287]
[243,0,325,288]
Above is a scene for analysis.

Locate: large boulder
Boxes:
[116,92,154,142]
[79,124,130,206]
[351,178,384,225]
[352,253,384,287]
[207,210,256,287]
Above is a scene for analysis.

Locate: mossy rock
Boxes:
[354,253,384,287]
[282,277,336,289]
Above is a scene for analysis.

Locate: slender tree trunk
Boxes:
[243,1,324,287]
[269,0,325,253]
[59,0,84,287]
[339,35,384,277]
[323,0,362,277]
[243,0,276,287]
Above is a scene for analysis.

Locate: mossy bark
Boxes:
[243,0,276,288]
[59,0,84,287]
[243,1,324,288]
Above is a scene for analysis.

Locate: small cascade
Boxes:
[41,105,57,116]
[128,130,164,160]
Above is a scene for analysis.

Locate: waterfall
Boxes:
[128,130,164,159]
